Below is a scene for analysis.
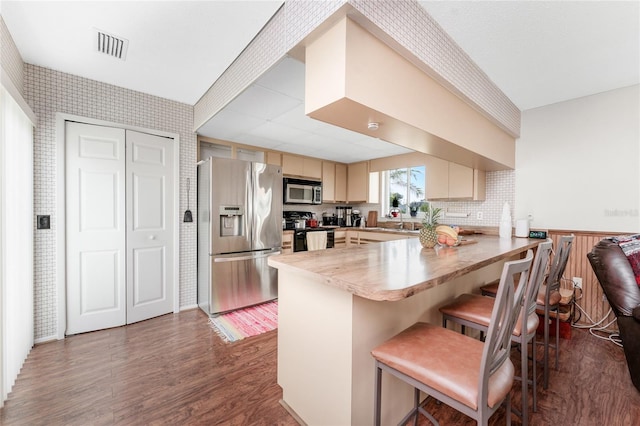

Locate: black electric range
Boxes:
[283,211,335,251]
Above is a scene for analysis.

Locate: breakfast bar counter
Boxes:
[268,235,538,425]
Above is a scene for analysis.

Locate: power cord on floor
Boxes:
[569,280,623,348]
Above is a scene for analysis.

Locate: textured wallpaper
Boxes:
[1,16,24,94]
[24,64,197,340]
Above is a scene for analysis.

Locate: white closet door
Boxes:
[66,122,126,334]
[125,130,174,324]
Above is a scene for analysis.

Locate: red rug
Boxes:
[208,300,278,343]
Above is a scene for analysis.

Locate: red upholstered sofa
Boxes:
[587,237,640,392]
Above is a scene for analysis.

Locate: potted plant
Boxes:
[389,193,403,217]
[409,201,422,218]
[390,193,402,208]
[419,202,442,248]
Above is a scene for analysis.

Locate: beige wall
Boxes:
[515,85,640,232]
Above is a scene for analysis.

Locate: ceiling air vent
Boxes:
[94,29,128,60]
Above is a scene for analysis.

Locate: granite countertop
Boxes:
[268,235,538,301]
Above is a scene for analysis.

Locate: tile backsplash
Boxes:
[298,170,515,228]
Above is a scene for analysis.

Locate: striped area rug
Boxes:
[208,300,278,343]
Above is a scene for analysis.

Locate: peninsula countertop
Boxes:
[268,235,539,301]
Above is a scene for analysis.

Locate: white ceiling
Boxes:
[2,1,638,162]
[1,1,284,105]
[197,56,413,163]
[420,1,640,111]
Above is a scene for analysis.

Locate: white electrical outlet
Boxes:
[476,211,483,220]
[573,277,582,289]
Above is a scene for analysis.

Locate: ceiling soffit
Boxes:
[194,0,520,139]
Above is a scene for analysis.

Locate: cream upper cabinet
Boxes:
[347,161,369,203]
[472,169,486,201]
[448,162,474,199]
[266,151,282,166]
[282,154,304,176]
[322,161,336,202]
[322,161,348,203]
[335,163,347,202]
[426,157,485,200]
[304,157,322,179]
[282,154,322,179]
[425,156,449,200]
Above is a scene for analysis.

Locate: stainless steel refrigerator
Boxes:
[197,157,282,315]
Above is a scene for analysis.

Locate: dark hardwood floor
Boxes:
[2,308,639,425]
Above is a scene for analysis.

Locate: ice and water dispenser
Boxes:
[219,205,244,237]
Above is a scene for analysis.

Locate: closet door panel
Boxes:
[66,122,126,335]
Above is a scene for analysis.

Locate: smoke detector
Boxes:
[367,122,379,131]
[94,28,128,60]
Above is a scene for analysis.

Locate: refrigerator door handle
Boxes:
[212,250,281,263]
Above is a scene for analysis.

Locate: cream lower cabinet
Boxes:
[282,231,293,254]
[334,230,347,248]
[346,230,358,246]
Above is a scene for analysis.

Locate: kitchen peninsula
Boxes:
[268,235,538,425]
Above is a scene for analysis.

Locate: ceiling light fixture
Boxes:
[367,122,379,131]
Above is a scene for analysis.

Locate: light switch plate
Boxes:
[37,215,50,229]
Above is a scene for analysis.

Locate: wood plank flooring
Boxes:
[2,308,639,425]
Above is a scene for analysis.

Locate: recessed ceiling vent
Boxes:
[94,28,128,60]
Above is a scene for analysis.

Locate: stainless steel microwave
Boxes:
[283,178,322,205]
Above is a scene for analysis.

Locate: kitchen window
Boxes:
[381,166,426,218]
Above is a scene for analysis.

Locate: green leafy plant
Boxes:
[390,192,402,208]
[420,202,442,230]
[419,202,443,248]
[409,201,423,217]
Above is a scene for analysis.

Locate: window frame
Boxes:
[381,165,427,218]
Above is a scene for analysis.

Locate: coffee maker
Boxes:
[322,212,337,226]
[345,206,353,227]
[352,209,362,227]
[336,206,345,227]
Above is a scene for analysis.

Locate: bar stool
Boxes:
[371,250,533,426]
[480,235,574,390]
[536,235,574,389]
[439,240,553,426]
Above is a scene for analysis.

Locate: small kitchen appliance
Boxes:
[283,177,322,205]
[336,206,345,226]
[322,212,337,226]
[352,210,362,228]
